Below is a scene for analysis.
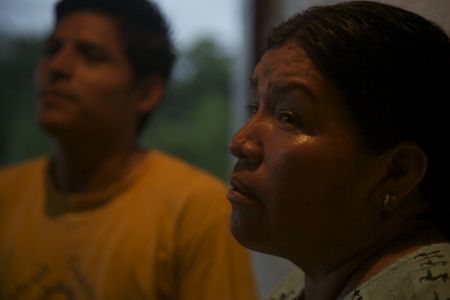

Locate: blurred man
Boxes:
[0,0,256,299]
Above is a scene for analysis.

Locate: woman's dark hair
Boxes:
[268,1,450,234]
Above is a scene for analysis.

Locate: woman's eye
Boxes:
[277,111,302,128]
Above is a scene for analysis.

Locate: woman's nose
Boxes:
[229,118,263,167]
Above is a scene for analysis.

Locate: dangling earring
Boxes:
[380,193,396,221]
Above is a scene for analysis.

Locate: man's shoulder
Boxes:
[135,150,229,222]
[0,157,47,206]
[0,157,47,181]
[139,150,228,215]
[146,150,226,189]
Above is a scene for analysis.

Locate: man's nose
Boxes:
[46,46,75,81]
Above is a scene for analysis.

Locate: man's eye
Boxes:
[43,41,61,58]
[80,46,108,64]
[84,51,105,63]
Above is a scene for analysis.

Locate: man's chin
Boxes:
[37,117,76,139]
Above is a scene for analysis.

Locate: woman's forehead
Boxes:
[254,42,322,85]
[252,43,328,100]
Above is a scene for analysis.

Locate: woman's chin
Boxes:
[229,211,272,253]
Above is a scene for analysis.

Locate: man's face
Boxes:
[35,11,141,140]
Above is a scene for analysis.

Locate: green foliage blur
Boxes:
[0,34,233,180]
[141,38,234,179]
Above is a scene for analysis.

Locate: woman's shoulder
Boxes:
[345,242,450,299]
[265,269,304,300]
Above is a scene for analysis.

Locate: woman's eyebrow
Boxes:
[271,80,317,102]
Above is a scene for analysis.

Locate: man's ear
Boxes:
[134,75,165,114]
[374,142,427,204]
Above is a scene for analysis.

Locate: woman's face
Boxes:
[227,42,386,266]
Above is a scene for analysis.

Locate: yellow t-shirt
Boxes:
[0,150,257,300]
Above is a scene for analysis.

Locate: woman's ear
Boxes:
[134,75,165,114]
[375,142,427,204]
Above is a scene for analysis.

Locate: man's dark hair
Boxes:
[56,0,175,81]
[268,1,450,234]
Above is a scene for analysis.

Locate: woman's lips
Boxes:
[227,176,259,204]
